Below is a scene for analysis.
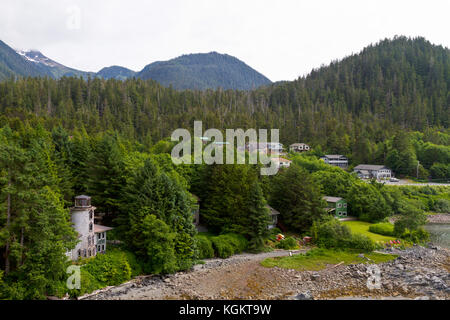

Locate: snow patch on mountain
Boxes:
[16,50,59,67]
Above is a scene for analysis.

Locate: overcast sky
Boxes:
[1,0,449,81]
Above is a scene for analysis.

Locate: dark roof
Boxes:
[75,195,91,199]
[323,196,344,203]
[94,224,113,233]
[266,205,280,216]
[354,164,389,171]
[322,154,347,160]
[290,143,309,147]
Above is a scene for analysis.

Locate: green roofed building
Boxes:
[323,196,347,218]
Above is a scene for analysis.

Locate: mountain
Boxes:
[97,66,136,80]
[0,39,271,89]
[0,36,448,172]
[15,49,93,79]
[0,40,49,80]
[287,35,450,129]
[137,52,272,90]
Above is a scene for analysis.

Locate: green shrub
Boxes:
[400,227,429,243]
[121,249,143,277]
[211,236,235,258]
[209,233,249,258]
[68,268,103,298]
[83,249,132,287]
[311,217,352,249]
[221,233,248,252]
[195,235,215,259]
[275,237,298,250]
[369,222,395,236]
[311,217,375,252]
[343,234,376,252]
[433,199,450,213]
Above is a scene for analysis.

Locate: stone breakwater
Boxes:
[427,214,450,224]
[82,245,449,300]
[389,213,450,224]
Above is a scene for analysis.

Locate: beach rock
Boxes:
[294,291,313,300]
[310,273,320,281]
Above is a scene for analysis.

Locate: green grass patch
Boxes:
[368,222,395,236]
[260,248,397,271]
[342,220,397,243]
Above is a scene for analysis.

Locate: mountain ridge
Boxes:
[0,40,272,90]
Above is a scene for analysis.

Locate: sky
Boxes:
[1,0,449,81]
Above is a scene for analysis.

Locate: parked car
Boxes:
[389,177,399,182]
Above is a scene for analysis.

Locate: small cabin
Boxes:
[323,196,347,218]
[266,205,280,229]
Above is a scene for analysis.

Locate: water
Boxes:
[424,224,450,249]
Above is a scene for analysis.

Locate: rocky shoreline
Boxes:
[426,214,450,224]
[389,213,450,224]
[82,245,449,300]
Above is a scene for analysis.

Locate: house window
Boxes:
[102,245,105,252]
[343,203,347,208]
[89,210,93,219]
[89,223,93,232]
[88,249,91,257]
[337,203,342,208]
[78,249,81,258]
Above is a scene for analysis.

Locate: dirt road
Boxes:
[82,249,306,300]
[82,246,450,300]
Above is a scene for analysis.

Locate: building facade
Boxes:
[320,155,348,169]
[323,196,347,218]
[353,164,392,180]
[289,143,310,153]
[271,157,291,169]
[266,205,280,229]
[67,195,112,261]
[246,142,284,154]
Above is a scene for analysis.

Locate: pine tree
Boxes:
[269,164,325,233]
[246,182,271,251]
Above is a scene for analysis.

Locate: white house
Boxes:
[67,195,112,261]
[320,155,348,169]
[272,157,291,169]
[246,142,284,154]
[289,143,310,153]
[353,164,392,180]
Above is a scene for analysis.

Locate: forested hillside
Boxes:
[96,66,136,80]
[137,52,272,90]
[0,40,49,80]
[0,36,449,299]
[0,37,447,176]
[0,40,272,90]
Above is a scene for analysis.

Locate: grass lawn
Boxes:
[342,220,397,243]
[260,248,397,271]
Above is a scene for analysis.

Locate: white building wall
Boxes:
[70,208,95,260]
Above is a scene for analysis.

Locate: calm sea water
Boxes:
[424,224,450,249]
